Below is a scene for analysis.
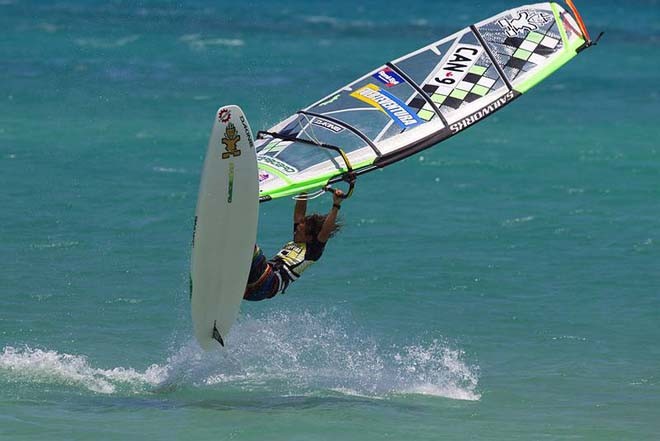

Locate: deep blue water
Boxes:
[2,1,659,440]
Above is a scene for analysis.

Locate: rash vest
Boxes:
[269,233,326,292]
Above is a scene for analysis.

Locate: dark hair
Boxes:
[304,213,342,239]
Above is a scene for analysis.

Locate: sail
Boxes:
[257,2,592,202]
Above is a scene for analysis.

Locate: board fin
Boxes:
[212,321,225,346]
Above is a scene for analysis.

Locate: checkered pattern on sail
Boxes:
[476,8,563,83]
[416,65,501,117]
[503,29,561,72]
[406,53,505,119]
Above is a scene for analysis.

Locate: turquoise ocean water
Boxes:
[2,1,659,439]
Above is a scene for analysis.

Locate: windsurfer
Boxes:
[243,189,345,301]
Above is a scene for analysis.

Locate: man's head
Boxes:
[294,213,341,243]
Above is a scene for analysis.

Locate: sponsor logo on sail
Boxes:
[258,155,298,174]
[497,11,552,37]
[312,118,344,133]
[258,171,271,182]
[350,84,423,129]
[372,67,404,87]
[430,44,483,91]
[449,91,516,133]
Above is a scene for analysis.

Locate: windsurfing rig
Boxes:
[256,1,600,203]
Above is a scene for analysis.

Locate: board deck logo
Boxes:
[218,108,231,123]
[497,11,552,37]
[239,115,254,148]
[221,122,241,159]
[350,84,423,129]
[429,44,483,92]
[312,118,344,133]
[227,162,234,203]
[372,67,404,87]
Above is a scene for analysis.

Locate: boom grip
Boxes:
[324,172,356,199]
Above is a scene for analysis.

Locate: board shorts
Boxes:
[243,245,281,301]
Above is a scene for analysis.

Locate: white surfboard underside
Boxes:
[191,105,258,350]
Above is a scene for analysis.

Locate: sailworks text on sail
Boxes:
[257,2,589,201]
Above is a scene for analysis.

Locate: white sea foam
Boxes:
[301,15,375,30]
[179,35,244,50]
[164,311,481,401]
[30,240,79,250]
[502,215,535,226]
[303,16,340,26]
[105,297,143,304]
[1,311,480,401]
[0,346,167,394]
[74,35,140,48]
[410,19,430,27]
[37,23,60,33]
[152,166,187,174]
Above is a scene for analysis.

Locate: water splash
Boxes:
[1,311,480,400]
[164,310,481,400]
[0,346,166,394]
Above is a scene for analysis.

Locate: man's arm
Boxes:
[317,190,344,243]
[294,193,307,225]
